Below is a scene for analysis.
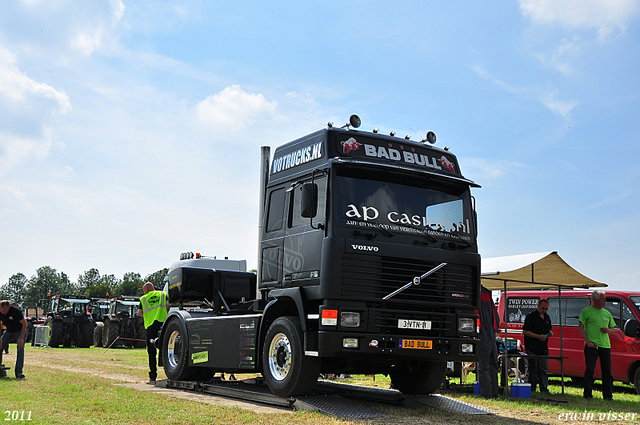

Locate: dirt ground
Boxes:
[16,347,634,424]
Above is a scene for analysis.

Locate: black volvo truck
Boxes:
[160,116,481,397]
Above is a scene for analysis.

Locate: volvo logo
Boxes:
[351,244,379,252]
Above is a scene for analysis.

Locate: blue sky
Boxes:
[1,1,639,291]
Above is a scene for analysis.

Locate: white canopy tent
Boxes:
[479,251,606,396]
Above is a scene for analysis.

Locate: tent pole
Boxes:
[558,284,565,395]
[503,279,509,397]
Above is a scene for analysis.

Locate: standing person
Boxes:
[137,282,170,384]
[578,289,616,400]
[522,299,553,393]
[478,286,500,398]
[0,300,27,379]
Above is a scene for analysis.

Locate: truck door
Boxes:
[283,176,327,287]
[261,187,286,288]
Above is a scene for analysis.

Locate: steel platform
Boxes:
[164,378,494,418]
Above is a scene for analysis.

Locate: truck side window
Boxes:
[548,297,590,326]
[290,177,327,228]
[266,188,286,232]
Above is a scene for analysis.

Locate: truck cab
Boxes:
[160,118,481,397]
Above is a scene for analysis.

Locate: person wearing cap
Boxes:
[137,282,170,384]
[0,300,27,379]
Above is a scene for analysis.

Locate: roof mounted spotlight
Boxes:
[426,131,437,144]
[390,131,396,137]
[327,122,334,128]
[405,135,411,140]
[373,128,379,134]
[341,114,362,129]
[444,146,450,151]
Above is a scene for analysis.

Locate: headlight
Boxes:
[461,343,474,353]
[343,338,359,348]
[340,312,361,327]
[458,318,475,333]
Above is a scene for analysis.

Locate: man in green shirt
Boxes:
[578,290,616,400]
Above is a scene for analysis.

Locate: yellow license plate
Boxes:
[399,339,432,349]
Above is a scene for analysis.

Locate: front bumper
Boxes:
[317,331,478,362]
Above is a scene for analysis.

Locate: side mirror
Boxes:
[623,319,639,338]
[300,183,318,218]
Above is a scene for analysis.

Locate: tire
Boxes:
[390,360,447,394]
[78,319,94,348]
[162,318,199,381]
[47,318,64,348]
[134,321,146,349]
[103,320,120,348]
[94,322,104,347]
[262,316,320,397]
[634,367,640,395]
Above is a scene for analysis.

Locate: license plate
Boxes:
[398,319,431,330]
[399,339,432,349]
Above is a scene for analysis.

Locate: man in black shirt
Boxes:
[0,300,27,379]
[523,299,553,392]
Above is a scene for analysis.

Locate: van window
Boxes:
[548,297,590,326]
[505,297,539,324]
[630,296,640,316]
[266,188,286,232]
[605,297,635,329]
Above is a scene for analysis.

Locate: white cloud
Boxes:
[519,0,640,38]
[461,157,525,181]
[0,47,70,176]
[471,65,578,118]
[537,90,579,118]
[196,85,279,131]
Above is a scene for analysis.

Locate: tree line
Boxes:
[0,266,169,309]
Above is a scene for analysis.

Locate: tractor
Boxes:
[89,298,110,347]
[101,296,146,348]
[45,295,95,348]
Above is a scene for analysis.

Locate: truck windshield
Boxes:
[336,168,475,244]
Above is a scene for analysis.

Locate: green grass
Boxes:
[1,344,638,424]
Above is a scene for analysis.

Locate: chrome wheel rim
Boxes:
[268,332,292,381]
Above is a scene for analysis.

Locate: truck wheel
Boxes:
[94,322,104,347]
[262,316,320,397]
[103,320,119,348]
[163,319,199,381]
[390,360,447,394]
[47,318,64,348]
[634,367,640,395]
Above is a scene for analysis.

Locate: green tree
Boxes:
[23,266,78,309]
[85,282,113,299]
[116,272,144,296]
[0,273,28,305]
[77,268,101,295]
[145,268,169,290]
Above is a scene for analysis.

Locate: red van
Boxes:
[496,290,640,394]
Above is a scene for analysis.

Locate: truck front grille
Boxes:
[341,253,477,310]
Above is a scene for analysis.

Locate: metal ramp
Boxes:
[164,378,493,419]
[410,394,496,415]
